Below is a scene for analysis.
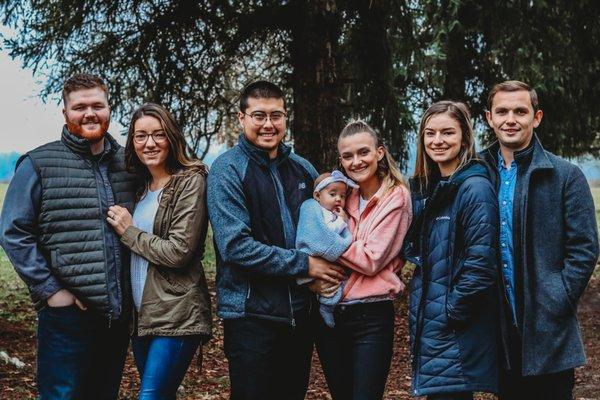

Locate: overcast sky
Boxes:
[0,23,227,160]
[0,26,597,179]
[0,44,126,153]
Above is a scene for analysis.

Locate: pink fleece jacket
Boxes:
[339,183,412,301]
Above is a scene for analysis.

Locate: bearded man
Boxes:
[0,73,137,399]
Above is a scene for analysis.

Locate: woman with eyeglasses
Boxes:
[106,103,211,399]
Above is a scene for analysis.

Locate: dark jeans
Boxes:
[499,325,574,400]
[223,307,314,400]
[37,305,129,400]
[316,301,394,400]
[132,335,202,400]
[428,393,473,400]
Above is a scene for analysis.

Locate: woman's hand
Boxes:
[107,205,133,236]
[309,278,341,298]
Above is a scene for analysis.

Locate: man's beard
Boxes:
[66,118,109,143]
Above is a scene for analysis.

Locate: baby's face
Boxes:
[314,181,347,211]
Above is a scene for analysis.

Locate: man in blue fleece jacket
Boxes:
[207,81,344,400]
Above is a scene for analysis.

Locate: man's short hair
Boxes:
[487,80,539,112]
[239,81,286,112]
[62,73,109,105]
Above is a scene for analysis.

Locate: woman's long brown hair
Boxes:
[124,103,207,199]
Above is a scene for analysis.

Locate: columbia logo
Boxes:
[436,216,450,221]
[298,182,306,189]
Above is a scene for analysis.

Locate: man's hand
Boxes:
[308,279,341,298]
[308,256,344,284]
[47,289,87,310]
[107,205,133,236]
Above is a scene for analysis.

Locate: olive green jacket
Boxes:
[121,168,212,337]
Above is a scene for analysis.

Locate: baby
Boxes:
[296,170,358,327]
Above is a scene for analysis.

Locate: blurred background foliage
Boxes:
[1,0,598,171]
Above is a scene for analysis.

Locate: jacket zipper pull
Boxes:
[287,285,295,328]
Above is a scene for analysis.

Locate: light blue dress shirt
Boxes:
[497,152,518,325]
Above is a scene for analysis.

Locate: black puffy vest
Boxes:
[24,127,136,317]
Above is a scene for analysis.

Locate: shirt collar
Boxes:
[238,133,291,167]
[497,150,516,171]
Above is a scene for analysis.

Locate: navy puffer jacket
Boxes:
[403,161,500,396]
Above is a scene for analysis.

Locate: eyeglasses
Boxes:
[243,111,287,126]
[133,131,168,144]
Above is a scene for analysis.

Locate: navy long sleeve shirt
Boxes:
[0,157,63,301]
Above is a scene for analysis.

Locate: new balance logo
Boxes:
[298,182,306,189]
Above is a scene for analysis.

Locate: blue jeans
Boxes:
[37,305,129,400]
[428,393,474,400]
[132,335,202,400]
[316,301,394,400]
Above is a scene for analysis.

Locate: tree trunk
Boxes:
[289,0,343,172]
[442,2,468,101]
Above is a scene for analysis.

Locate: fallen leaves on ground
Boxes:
[1,277,598,400]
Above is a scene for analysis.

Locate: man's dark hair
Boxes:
[239,81,286,112]
[487,80,539,112]
[62,73,109,105]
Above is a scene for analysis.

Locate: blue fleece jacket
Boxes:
[207,134,318,324]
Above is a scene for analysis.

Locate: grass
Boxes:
[0,184,31,325]
[0,182,6,207]
[0,248,32,326]
[593,187,600,234]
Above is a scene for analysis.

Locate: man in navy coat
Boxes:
[481,80,599,400]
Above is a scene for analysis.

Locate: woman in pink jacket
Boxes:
[312,120,412,399]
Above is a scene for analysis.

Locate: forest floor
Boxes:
[1,183,599,399]
[1,263,598,399]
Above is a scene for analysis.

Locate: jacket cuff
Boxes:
[296,277,314,286]
[121,225,143,248]
[295,251,310,277]
[29,275,63,301]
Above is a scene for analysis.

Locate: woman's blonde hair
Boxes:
[413,101,478,188]
[338,119,406,195]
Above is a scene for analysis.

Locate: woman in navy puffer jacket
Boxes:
[403,101,500,400]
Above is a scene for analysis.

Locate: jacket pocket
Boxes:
[155,267,194,296]
[244,275,289,318]
[445,293,466,332]
[560,272,577,310]
[49,249,71,277]
[50,249,60,271]
[542,270,575,320]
